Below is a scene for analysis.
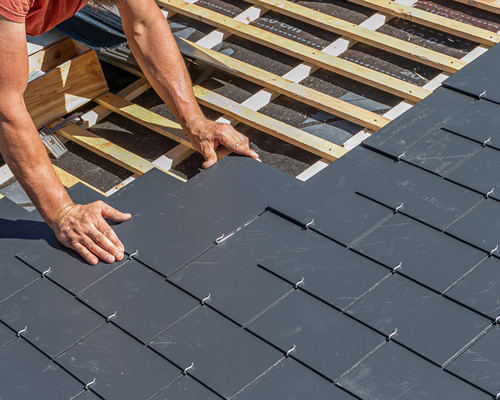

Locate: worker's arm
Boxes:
[118,0,259,168]
[0,16,130,264]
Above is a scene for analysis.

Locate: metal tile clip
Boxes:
[42,267,51,277]
[394,203,403,214]
[305,219,314,229]
[494,315,500,325]
[286,345,296,357]
[490,245,498,257]
[397,151,405,161]
[294,277,305,289]
[392,262,402,273]
[486,188,495,198]
[17,326,27,337]
[85,378,96,390]
[483,137,491,147]
[201,294,211,305]
[496,391,500,400]
[215,234,225,244]
[107,311,117,322]
[387,328,398,341]
[128,250,138,260]
[183,363,194,375]
[478,90,486,99]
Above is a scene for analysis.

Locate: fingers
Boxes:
[101,202,132,222]
[222,128,259,160]
[53,202,130,265]
[202,145,218,169]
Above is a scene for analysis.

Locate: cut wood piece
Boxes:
[28,38,78,74]
[452,0,500,14]
[246,0,466,74]
[188,42,390,131]
[52,165,105,195]
[27,30,66,56]
[193,86,348,161]
[158,0,430,102]
[345,0,500,45]
[25,50,109,129]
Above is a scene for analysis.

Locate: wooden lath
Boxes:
[158,0,431,102]
[245,0,467,74]
[345,0,500,45]
[185,41,390,131]
[451,0,500,15]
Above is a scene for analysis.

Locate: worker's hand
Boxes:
[49,201,132,265]
[186,116,260,169]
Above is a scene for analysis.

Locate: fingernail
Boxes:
[106,255,115,263]
[90,257,98,265]
[115,252,124,260]
[256,158,262,163]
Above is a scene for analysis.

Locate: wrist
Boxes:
[46,201,75,229]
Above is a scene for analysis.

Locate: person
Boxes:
[0,0,259,265]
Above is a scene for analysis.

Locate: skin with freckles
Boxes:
[0,0,259,265]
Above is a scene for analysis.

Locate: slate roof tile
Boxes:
[445,256,500,319]
[338,342,491,400]
[246,290,384,380]
[56,323,181,400]
[445,198,500,254]
[446,325,500,396]
[150,306,283,399]
[351,214,486,292]
[0,337,84,399]
[78,259,199,343]
[0,278,104,358]
[260,228,390,309]
[345,274,491,365]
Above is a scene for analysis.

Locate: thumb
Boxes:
[202,146,218,169]
[101,203,132,222]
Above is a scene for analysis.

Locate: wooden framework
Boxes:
[7,0,500,200]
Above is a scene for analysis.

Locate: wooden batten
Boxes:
[345,0,500,45]
[193,86,348,161]
[246,0,466,74]
[25,50,109,129]
[158,0,430,102]
[452,0,500,14]
[188,42,391,131]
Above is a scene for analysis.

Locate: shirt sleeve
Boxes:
[0,0,31,23]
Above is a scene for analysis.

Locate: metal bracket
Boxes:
[39,113,83,159]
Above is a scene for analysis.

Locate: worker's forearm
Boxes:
[0,105,72,224]
[122,10,204,129]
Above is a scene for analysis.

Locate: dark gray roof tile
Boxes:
[150,306,282,399]
[352,214,486,292]
[338,342,490,399]
[261,229,389,309]
[345,275,491,365]
[446,257,500,319]
[233,358,355,400]
[0,279,104,357]
[446,199,500,254]
[357,160,483,230]
[247,290,384,380]
[78,260,199,343]
[446,325,500,395]
[0,337,83,399]
[56,324,180,400]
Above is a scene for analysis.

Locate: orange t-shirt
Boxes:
[0,0,89,36]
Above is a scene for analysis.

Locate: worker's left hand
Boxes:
[185,116,260,169]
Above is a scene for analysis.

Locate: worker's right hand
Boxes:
[49,201,132,265]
